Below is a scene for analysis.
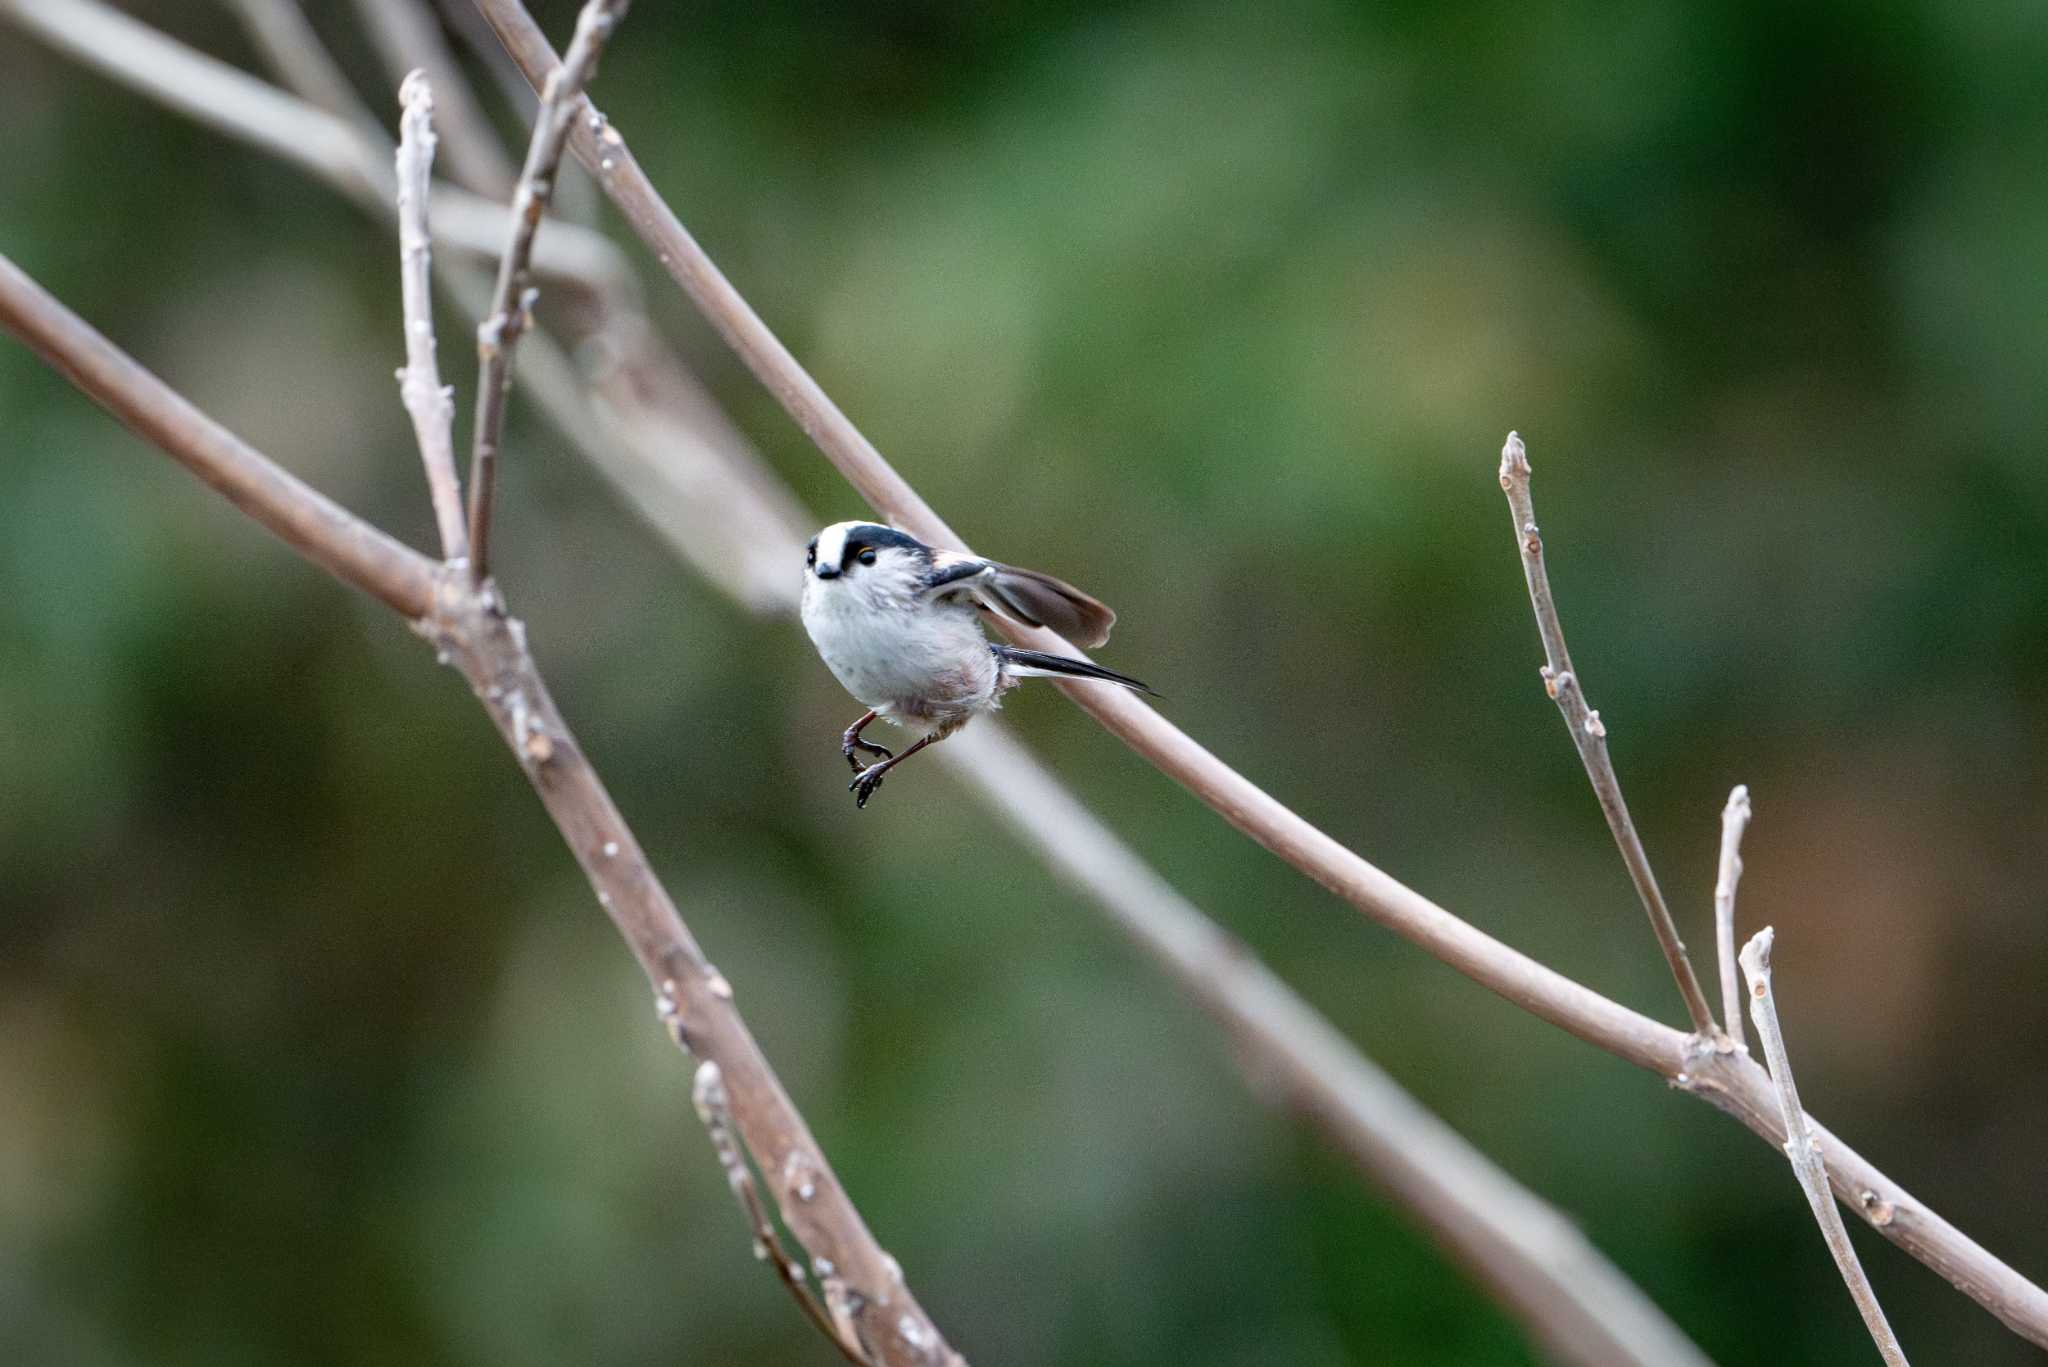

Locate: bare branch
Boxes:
[354,0,519,197]
[0,0,629,295]
[0,254,437,617]
[465,0,630,582]
[395,71,469,561]
[1715,785,1754,1047]
[686,1058,868,1365]
[470,7,2048,1346]
[1497,433,1718,1034]
[1740,930,1909,1365]
[0,250,961,1367]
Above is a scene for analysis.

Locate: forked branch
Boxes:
[466,0,630,580]
[0,249,958,1367]
[1741,929,1909,1365]
[1497,433,1717,1035]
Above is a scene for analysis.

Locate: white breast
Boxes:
[801,580,997,727]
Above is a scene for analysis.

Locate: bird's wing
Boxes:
[921,553,1117,648]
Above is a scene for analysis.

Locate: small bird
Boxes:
[799,521,1154,807]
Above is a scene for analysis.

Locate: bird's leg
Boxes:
[849,732,940,809]
[841,709,893,772]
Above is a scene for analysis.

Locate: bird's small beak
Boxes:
[814,563,841,580]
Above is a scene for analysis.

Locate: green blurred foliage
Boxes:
[3,1,2047,1362]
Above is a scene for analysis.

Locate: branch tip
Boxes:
[398,65,431,109]
[1739,925,1775,981]
[1499,430,1531,485]
[1498,432,1718,1035]
[1714,786,1756,1048]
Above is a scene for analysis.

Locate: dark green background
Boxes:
[4,1,2046,1363]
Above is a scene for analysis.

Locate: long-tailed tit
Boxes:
[800,521,1154,807]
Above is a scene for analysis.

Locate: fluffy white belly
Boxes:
[801,591,997,728]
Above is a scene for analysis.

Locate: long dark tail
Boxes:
[994,645,1158,697]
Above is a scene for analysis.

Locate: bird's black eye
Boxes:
[857,548,877,566]
[805,540,817,566]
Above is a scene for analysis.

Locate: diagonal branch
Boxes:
[465,0,629,582]
[469,3,2048,1347]
[1741,929,1909,1365]
[0,251,960,1367]
[1715,785,1754,1047]
[395,70,469,561]
[0,255,436,616]
[1497,432,1718,1035]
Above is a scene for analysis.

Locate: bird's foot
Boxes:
[842,739,893,773]
[849,763,889,808]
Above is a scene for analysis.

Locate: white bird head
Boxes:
[803,521,933,606]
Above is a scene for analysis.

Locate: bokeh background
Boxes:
[4,1,2047,1363]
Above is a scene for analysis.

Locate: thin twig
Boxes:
[467,4,2048,1347]
[686,1057,868,1365]
[354,0,518,197]
[394,71,469,561]
[1740,929,1909,1365]
[466,0,630,582]
[1498,433,1718,1035]
[0,252,962,1367]
[1715,785,1753,1048]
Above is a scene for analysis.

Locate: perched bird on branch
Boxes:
[800,521,1154,807]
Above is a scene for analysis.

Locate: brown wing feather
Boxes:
[983,563,1117,648]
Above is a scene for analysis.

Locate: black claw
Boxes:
[849,766,887,808]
